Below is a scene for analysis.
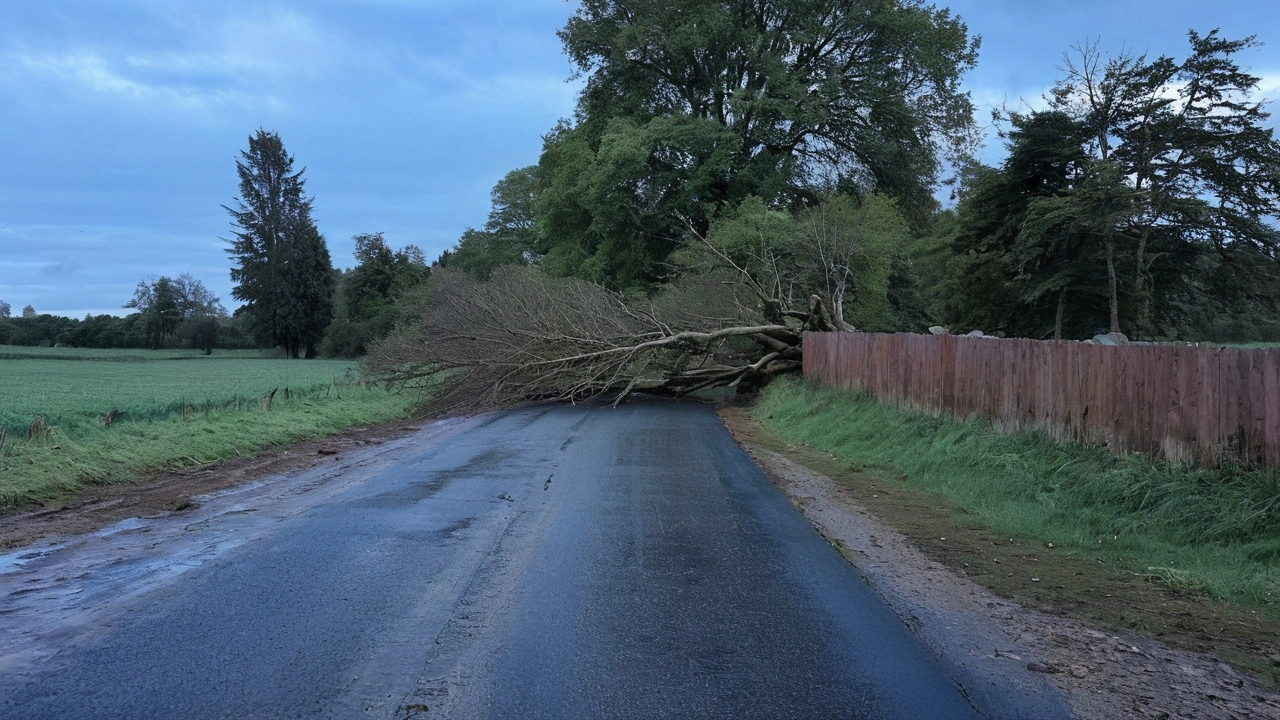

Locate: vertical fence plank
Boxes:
[801,332,1278,468]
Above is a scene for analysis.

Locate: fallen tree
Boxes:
[365,266,843,414]
[367,191,916,413]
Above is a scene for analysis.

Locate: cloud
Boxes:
[2,7,339,115]
[127,8,340,81]
[11,50,270,112]
[1258,70,1280,103]
[40,260,83,277]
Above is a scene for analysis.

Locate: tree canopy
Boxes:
[225,130,335,358]
[926,31,1280,340]
[516,0,978,290]
[322,233,431,357]
[124,274,225,350]
[438,167,540,280]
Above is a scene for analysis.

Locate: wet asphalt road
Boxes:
[0,399,1067,719]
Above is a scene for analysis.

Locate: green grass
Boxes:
[754,376,1280,613]
[0,347,359,431]
[0,346,277,361]
[0,346,423,506]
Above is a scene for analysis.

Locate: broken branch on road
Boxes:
[366,267,840,413]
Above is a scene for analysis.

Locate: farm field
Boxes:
[0,346,421,507]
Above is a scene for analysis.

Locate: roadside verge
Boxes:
[0,418,424,552]
[718,404,1280,720]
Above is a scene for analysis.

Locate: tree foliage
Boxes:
[674,193,908,331]
[322,232,430,357]
[930,31,1280,340]
[225,129,335,358]
[562,0,977,212]
[437,167,540,280]
[124,273,225,350]
[525,0,977,290]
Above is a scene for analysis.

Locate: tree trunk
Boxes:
[1132,227,1151,338]
[1104,238,1120,334]
[1054,286,1066,341]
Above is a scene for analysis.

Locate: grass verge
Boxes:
[749,376,1280,683]
[0,384,420,508]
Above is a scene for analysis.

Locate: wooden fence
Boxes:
[802,332,1280,468]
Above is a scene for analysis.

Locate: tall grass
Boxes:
[0,385,417,507]
[754,377,1280,609]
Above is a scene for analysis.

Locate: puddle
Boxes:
[0,419,476,673]
[91,516,150,538]
[0,541,70,576]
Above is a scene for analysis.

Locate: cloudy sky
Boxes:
[1,1,1276,318]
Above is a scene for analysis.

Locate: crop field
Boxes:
[0,346,361,431]
[0,346,422,506]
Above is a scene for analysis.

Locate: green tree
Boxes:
[931,33,1280,341]
[935,113,1108,338]
[125,274,227,351]
[562,0,977,219]
[534,0,978,289]
[124,276,181,349]
[1048,31,1280,336]
[0,300,10,318]
[439,167,540,280]
[225,130,334,358]
[794,194,904,330]
[677,193,909,330]
[323,232,430,357]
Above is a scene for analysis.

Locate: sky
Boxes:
[1,1,1277,318]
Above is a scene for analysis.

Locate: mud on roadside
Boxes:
[718,405,1280,720]
[0,419,425,552]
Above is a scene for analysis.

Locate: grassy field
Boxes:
[0,346,422,506]
[753,377,1280,615]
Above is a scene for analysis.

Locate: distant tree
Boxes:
[225,129,334,358]
[0,300,10,318]
[125,276,181,349]
[125,274,226,350]
[439,167,540,280]
[322,232,430,357]
[172,273,225,320]
[932,31,1280,340]
[21,305,35,318]
[1046,31,1280,336]
[179,316,220,355]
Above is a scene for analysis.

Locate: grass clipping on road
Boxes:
[752,376,1280,682]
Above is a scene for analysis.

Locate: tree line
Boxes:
[436,12,1279,343]
[914,32,1280,342]
[8,3,1277,380]
[375,0,1280,410]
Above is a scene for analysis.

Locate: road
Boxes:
[0,398,1068,719]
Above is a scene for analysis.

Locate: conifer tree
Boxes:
[225,129,334,358]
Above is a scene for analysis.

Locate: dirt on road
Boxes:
[0,419,423,552]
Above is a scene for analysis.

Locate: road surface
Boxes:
[0,398,1068,718]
